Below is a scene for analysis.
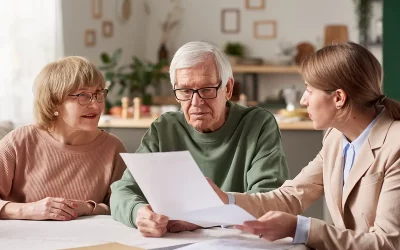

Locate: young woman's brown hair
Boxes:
[301,41,400,120]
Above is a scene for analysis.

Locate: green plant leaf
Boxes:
[112,48,122,64]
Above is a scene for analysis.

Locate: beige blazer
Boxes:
[233,110,400,250]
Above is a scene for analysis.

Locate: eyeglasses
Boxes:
[173,81,222,101]
[68,89,108,106]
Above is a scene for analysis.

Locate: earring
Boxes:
[336,105,341,109]
[54,111,59,116]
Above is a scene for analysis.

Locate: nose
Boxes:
[191,92,204,106]
[300,91,308,106]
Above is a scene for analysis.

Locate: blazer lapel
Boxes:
[341,110,393,208]
[330,148,344,215]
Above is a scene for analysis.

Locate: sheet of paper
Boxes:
[177,238,305,250]
[120,151,256,227]
[64,242,144,250]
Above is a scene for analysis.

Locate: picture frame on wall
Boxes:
[102,21,114,37]
[84,29,96,47]
[221,9,240,34]
[116,0,132,23]
[246,0,266,10]
[254,20,277,39]
[91,0,102,19]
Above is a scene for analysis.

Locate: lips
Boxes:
[81,113,98,119]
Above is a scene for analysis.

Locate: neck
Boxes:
[48,122,101,145]
[335,108,378,142]
[201,106,230,133]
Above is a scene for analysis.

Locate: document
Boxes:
[120,151,256,227]
[64,242,144,250]
[177,239,305,250]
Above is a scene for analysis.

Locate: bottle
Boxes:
[121,97,129,119]
[133,97,142,120]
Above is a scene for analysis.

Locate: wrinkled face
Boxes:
[56,86,105,131]
[175,60,233,133]
[300,84,338,130]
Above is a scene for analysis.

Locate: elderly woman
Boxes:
[110,41,289,237]
[0,56,126,221]
[210,42,400,250]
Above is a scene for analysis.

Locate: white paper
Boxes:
[178,238,305,250]
[120,151,256,227]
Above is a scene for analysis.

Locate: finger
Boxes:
[236,225,259,235]
[243,220,268,228]
[139,226,167,237]
[147,212,169,224]
[52,198,78,209]
[52,202,78,218]
[137,218,168,229]
[48,212,69,221]
[50,208,74,220]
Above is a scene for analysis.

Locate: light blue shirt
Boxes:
[293,114,380,244]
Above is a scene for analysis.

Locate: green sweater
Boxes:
[110,101,289,228]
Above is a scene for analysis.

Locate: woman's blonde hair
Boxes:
[33,56,105,129]
[301,42,400,120]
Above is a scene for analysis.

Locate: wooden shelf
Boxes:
[232,64,300,73]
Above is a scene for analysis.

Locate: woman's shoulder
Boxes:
[101,130,127,152]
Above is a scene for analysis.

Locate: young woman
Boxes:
[210,42,400,250]
[0,56,126,221]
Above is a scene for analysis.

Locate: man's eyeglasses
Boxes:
[68,89,108,106]
[173,81,222,101]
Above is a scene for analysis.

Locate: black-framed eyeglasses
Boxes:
[173,81,222,101]
[68,89,108,106]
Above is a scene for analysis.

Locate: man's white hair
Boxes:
[169,41,233,88]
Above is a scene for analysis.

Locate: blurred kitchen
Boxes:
[1,0,398,222]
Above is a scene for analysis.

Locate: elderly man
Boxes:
[110,41,289,237]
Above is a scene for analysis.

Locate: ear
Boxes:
[334,89,347,109]
[225,77,234,100]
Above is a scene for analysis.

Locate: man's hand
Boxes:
[206,177,228,204]
[235,211,297,241]
[167,220,201,233]
[136,205,169,237]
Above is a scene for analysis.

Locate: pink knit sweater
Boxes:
[0,125,126,212]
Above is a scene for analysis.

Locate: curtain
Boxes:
[0,0,64,126]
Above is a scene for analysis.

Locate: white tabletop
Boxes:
[0,215,310,250]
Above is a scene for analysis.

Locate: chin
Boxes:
[312,121,330,130]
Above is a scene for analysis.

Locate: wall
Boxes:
[383,0,400,100]
[144,0,384,102]
[61,0,147,66]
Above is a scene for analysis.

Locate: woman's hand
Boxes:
[235,211,298,241]
[206,177,228,204]
[22,197,79,221]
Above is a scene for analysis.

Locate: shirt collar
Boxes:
[342,110,383,155]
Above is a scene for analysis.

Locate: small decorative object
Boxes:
[254,20,277,39]
[324,25,348,46]
[295,42,315,65]
[84,29,96,47]
[224,42,244,65]
[91,0,102,19]
[221,9,240,34]
[121,97,130,118]
[116,0,132,23]
[246,0,266,10]
[133,97,142,120]
[102,21,114,38]
[158,43,169,63]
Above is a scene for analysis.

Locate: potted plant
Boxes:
[354,0,372,46]
[99,49,169,114]
[224,42,245,65]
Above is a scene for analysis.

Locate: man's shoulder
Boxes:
[233,103,277,126]
[151,111,185,128]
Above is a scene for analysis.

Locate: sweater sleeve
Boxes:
[103,140,128,205]
[246,113,289,193]
[0,133,16,212]
[110,123,159,228]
